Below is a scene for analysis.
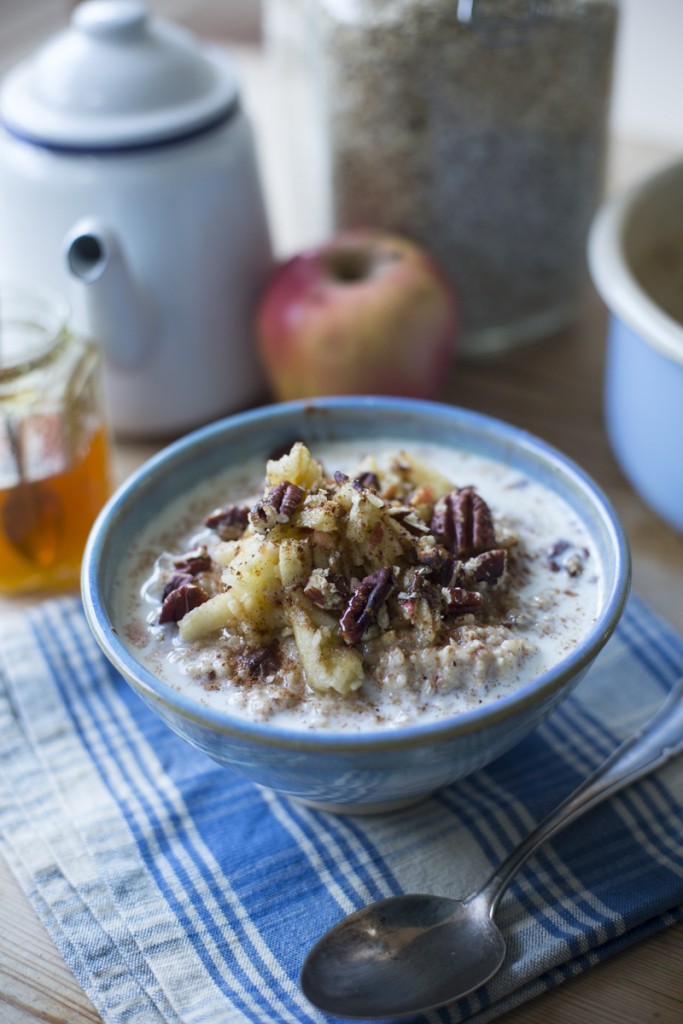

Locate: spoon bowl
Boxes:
[301,893,504,1019]
[300,677,683,1019]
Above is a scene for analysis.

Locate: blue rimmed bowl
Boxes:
[82,397,630,813]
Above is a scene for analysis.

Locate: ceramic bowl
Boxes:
[82,397,630,814]
[588,158,683,533]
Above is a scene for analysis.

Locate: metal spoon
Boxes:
[301,677,683,1019]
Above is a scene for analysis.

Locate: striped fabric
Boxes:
[0,593,682,1024]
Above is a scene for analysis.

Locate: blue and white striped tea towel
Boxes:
[1,593,682,1024]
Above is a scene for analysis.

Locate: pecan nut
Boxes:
[159,583,209,623]
[204,505,249,540]
[161,572,194,600]
[430,487,496,559]
[441,587,484,617]
[352,470,380,492]
[335,468,381,493]
[250,481,304,533]
[240,641,281,680]
[340,566,394,646]
[418,545,459,586]
[397,566,440,626]
[469,548,507,584]
[173,546,212,575]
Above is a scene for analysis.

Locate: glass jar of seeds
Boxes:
[263,0,619,357]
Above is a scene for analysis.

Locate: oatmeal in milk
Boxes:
[117,440,602,731]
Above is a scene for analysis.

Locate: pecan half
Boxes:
[159,583,209,623]
[469,548,507,584]
[340,566,394,646]
[430,487,496,559]
[441,587,484,617]
[250,481,304,533]
[204,505,249,540]
[162,572,194,600]
[173,546,212,575]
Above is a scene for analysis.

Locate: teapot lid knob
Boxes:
[73,1,148,40]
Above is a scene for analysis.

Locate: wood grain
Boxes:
[0,856,101,1023]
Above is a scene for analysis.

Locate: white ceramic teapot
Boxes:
[0,0,272,438]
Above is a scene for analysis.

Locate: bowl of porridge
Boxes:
[82,397,630,813]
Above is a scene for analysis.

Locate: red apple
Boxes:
[255,229,458,401]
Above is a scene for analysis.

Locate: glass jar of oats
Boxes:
[263,0,619,356]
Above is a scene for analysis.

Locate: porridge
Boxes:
[116,439,602,731]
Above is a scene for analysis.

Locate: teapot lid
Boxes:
[0,0,239,150]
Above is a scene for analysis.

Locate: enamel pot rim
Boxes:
[588,159,683,368]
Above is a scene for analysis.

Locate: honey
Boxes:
[0,424,110,593]
[0,285,112,594]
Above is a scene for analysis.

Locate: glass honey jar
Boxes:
[0,284,112,593]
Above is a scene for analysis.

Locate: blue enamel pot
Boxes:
[589,159,683,534]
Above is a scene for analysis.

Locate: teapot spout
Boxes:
[64,220,150,369]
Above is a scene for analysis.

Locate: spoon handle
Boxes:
[482,675,683,914]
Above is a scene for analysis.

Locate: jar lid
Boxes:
[0,0,239,150]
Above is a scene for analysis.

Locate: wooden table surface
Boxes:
[1,46,682,1024]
